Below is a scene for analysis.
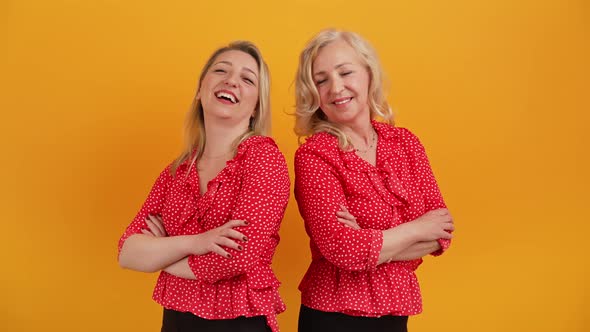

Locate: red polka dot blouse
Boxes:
[119,136,290,332]
[294,121,451,317]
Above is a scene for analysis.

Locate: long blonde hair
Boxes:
[172,41,271,175]
[294,29,393,149]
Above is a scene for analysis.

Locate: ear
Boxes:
[196,90,201,100]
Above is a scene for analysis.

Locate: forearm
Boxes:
[391,240,441,261]
[118,234,194,273]
[377,223,420,264]
[163,257,196,279]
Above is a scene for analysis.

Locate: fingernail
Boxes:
[243,236,248,241]
[238,245,243,250]
[244,221,249,225]
[227,253,232,259]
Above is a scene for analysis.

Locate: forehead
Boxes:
[214,50,259,71]
[313,39,363,71]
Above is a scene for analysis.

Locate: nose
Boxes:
[224,73,239,87]
[328,75,344,95]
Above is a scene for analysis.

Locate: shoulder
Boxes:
[295,132,340,160]
[394,127,426,154]
[374,122,424,150]
[373,121,416,141]
[144,162,176,191]
[238,135,286,165]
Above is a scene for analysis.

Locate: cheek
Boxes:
[360,75,371,94]
[317,87,329,105]
[243,89,259,106]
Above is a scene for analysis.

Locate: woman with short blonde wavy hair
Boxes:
[293,29,454,332]
[295,29,393,149]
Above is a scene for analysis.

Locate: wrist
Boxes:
[181,234,201,256]
[395,222,421,243]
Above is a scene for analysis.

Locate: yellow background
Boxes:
[1,0,588,331]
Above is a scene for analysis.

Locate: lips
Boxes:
[333,97,353,105]
[214,90,239,104]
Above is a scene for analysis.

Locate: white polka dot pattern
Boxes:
[118,136,290,332]
[294,121,451,317]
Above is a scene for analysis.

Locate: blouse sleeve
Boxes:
[294,147,383,271]
[403,129,451,256]
[118,165,172,256]
[188,142,290,283]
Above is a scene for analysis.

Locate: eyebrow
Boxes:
[214,60,259,80]
[313,62,354,77]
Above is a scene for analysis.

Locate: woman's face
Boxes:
[312,39,371,127]
[198,50,260,127]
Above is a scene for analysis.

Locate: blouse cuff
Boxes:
[367,230,384,270]
[431,238,451,256]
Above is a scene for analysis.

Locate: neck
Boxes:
[340,119,375,146]
[202,121,250,158]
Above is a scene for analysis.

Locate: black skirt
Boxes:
[161,308,271,332]
[298,305,408,332]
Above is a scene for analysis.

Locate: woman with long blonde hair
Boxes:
[118,41,289,332]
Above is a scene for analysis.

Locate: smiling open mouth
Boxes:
[334,97,352,105]
[215,91,239,104]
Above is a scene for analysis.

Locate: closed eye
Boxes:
[315,78,327,86]
[242,76,255,85]
[340,71,353,77]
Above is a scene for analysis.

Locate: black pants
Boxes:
[298,305,408,332]
[161,309,271,332]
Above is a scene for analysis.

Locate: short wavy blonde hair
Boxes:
[294,29,393,149]
[172,41,271,175]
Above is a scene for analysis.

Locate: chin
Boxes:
[332,113,360,124]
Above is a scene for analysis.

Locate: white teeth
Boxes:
[334,98,351,105]
[215,92,237,103]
